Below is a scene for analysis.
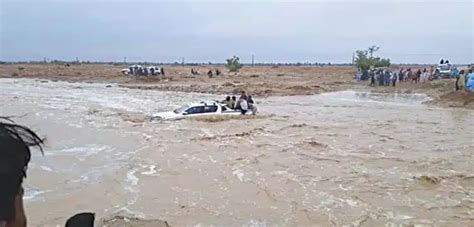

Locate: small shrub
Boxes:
[226,56,243,72]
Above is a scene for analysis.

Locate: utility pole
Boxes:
[251,54,255,67]
[181,57,185,66]
[124,57,127,64]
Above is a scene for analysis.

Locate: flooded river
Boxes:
[0,78,473,226]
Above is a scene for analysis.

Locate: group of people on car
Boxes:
[222,91,257,115]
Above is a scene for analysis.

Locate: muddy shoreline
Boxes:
[0,64,355,96]
[1,64,472,108]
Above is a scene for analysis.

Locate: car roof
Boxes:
[187,101,220,107]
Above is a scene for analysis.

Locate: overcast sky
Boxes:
[1,0,473,63]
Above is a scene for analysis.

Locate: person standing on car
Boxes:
[239,91,248,100]
[239,97,248,115]
[248,95,257,115]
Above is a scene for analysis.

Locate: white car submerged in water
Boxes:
[151,101,253,120]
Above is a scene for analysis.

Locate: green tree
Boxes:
[226,56,243,72]
[354,46,391,73]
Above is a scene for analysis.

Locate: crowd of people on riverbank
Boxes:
[365,67,473,91]
[221,91,257,115]
[368,68,434,87]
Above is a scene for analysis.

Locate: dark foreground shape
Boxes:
[65,212,95,227]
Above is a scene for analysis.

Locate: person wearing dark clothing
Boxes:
[398,69,404,82]
[456,73,461,91]
[231,96,237,109]
[239,91,248,101]
[248,96,254,104]
[407,69,413,82]
[134,66,139,75]
[378,72,384,86]
[370,72,376,86]
[160,67,165,76]
[392,73,397,87]
[416,69,421,83]
[216,69,221,76]
[207,70,213,78]
[440,59,444,64]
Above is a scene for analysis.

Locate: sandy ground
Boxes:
[0,64,355,96]
[1,64,472,108]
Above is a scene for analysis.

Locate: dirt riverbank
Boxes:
[357,78,474,109]
[0,64,355,97]
[1,64,472,108]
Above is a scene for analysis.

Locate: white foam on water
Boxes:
[39,166,53,172]
[232,169,244,182]
[140,165,158,176]
[126,169,139,187]
[23,188,49,202]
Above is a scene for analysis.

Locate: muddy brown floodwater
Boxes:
[0,78,473,226]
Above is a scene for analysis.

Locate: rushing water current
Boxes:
[1,78,473,226]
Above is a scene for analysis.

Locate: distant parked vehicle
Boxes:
[121,65,161,76]
[434,61,454,79]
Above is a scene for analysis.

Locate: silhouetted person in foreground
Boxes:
[0,118,44,227]
[65,213,95,227]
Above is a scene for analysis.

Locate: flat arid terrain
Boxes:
[0,64,356,96]
[1,64,473,108]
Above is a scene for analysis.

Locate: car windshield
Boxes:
[439,65,450,70]
[174,104,189,114]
